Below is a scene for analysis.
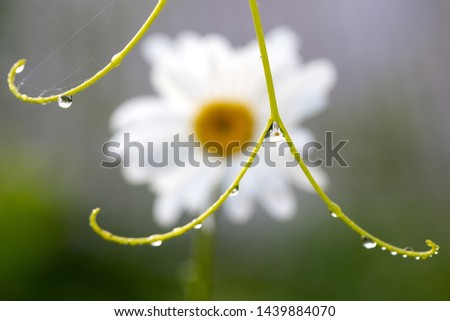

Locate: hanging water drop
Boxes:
[58,95,73,108]
[265,121,285,142]
[381,247,386,251]
[330,211,338,218]
[15,64,25,74]
[403,247,413,258]
[415,256,421,261]
[362,236,376,249]
[230,186,239,197]
[391,251,398,256]
[151,240,162,247]
[194,223,202,230]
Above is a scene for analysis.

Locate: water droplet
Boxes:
[415,256,421,261]
[151,240,162,247]
[16,64,25,74]
[172,227,182,233]
[265,121,285,142]
[194,224,202,230]
[403,247,413,257]
[230,186,239,197]
[111,53,123,68]
[362,237,377,249]
[435,251,439,255]
[330,211,338,218]
[381,247,386,251]
[58,95,72,108]
[391,251,398,256]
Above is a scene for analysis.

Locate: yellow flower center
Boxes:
[194,100,254,157]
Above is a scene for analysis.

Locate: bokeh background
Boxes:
[1,0,449,300]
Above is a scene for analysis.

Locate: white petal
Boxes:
[284,165,329,193]
[277,59,337,123]
[151,163,223,216]
[111,96,162,131]
[113,129,180,185]
[279,128,316,159]
[109,94,196,186]
[140,33,174,66]
[143,32,234,112]
[241,26,301,81]
[276,129,329,192]
[110,96,191,132]
[222,165,258,224]
[255,169,296,221]
[119,167,149,185]
[150,163,197,195]
[266,26,302,78]
[178,164,224,215]
[223,191,255,224]
[153,192,184,228]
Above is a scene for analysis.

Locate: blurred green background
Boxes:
[1,0,449,300]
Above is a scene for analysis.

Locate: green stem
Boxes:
[8,0,168,104]
[90,120,273,245]
[185,225,215,301]
[248,0,438,259]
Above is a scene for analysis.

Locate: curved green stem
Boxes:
[248,0,438,259]
[8,0,168,105]
[90,120,272,245]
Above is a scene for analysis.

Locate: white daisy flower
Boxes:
[110,26,336,227]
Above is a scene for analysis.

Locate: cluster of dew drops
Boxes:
[148,121,285,248]
[330,211,439,260]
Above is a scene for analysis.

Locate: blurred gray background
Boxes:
[1,0,449,300]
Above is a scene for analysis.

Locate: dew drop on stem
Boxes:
[15,65,25,74]
[265,121,285,142]
[362,236,377,249]
[58,95,73,108]
[151,240,162,247]
[230,186,239,197]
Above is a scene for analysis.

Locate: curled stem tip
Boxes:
[8,0,167,105]
[325,207,439,260]
[89,120,271,247]
[248,0,439,260]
